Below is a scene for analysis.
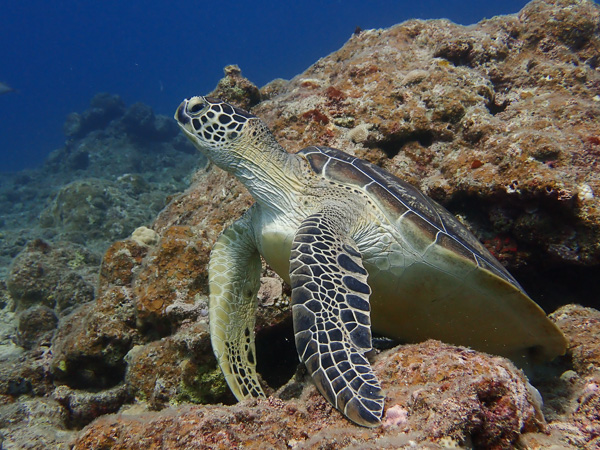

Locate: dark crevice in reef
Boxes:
[586,54,599,70]
[255,313,298,390]
[485,69,512,116]
[59,357,127,391]
[515,264,600,312]
[485,97,509,115]
[486,85,511,116]
[433,43,473,67]
[443,192,600,312]
[374,130,435,159]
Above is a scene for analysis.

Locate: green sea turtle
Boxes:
[174,96,566,427]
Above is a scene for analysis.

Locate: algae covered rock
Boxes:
[39,178,156,249]
[209,64,261,110]
[50,238,147,390]
[375,341,544,448]
[16,305,58,350]
[133,225,212,330]
[125,321,230,410]
[7,239,97,315]
[72,340,544,449]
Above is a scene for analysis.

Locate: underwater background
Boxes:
[1,0,530,172]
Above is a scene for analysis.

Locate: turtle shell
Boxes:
[299,146,515,284]
[298,146,566,363]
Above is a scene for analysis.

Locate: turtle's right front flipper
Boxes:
[209,207,265,400]
[290,211,384,427]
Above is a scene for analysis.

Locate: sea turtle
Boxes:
[174,96,566,427]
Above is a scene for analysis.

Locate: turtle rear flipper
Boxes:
[290,211,384,427]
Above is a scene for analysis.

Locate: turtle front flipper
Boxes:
[290,211,384,427]
[209,207,265,401]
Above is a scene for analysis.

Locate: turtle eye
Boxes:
[188,101,206,114]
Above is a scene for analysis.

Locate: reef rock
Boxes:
[52,383,131,428]
[551,304,600,375]
[4,1,600,448]
[124,321,231,411]
[73,341,544,449]
[250,0,600,308]
[49,239,147,391]
[38,178,159,251]
[0,397,73,449]
[7,239,98,315]
[16,305,58,350]
[209,64,262,111]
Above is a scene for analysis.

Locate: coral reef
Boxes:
[69,339,584,449]
[1,0,600,448]
[7,239,98,314]
[0,93,205,447]
[0,93,204,275]
[250,0,600,309]
[63,93,126,139]
[38,178,157,250]
[208,64,261,110]
[63,92,179,145]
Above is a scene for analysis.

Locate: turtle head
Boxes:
[175,95,304,207]
[175,96,267,171]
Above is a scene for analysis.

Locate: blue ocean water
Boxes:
[0,0,531,173]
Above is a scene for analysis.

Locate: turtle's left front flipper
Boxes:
[290,210,384,427]
[209,206,265,401]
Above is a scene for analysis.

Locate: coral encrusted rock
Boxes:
[6,1,600,449]
[249,0,600,303]
[7,239,97,315]
[72,341,543,449]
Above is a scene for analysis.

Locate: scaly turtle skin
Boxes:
[174,96,566,427]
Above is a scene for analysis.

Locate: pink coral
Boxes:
[383,404,409,429]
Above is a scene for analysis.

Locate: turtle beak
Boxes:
[175,99,191,125]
